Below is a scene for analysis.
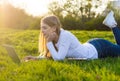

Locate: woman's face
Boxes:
[41,22,56,37]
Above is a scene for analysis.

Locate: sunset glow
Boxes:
[0,0,110,17]
[8,0,53,16]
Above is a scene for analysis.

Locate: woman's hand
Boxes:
[46,32,57,42]
[23,55,38,62]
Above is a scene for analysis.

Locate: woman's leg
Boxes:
[112,27,120,45]
[88,11,120,58]
[88,38,120,58]
[103,11,120,45]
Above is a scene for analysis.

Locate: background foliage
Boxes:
[0,0,120,30]
[0,4,40,30]
[48,0,120,30]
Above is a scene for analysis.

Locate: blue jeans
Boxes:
[88,27,120,58]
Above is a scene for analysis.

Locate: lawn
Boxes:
[0,28,120,81]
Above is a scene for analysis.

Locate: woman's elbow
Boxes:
[53,57,65,61]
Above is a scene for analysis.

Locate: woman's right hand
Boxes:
[23,55,38,62]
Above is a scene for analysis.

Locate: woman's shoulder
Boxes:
[60,28,73,36]
[60,29,76,41]
[58,29,73,43]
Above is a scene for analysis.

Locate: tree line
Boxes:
[0,3,40,30]
[0,0,120,30]
[48,0,120,30]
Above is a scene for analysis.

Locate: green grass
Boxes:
[0,28,120,81]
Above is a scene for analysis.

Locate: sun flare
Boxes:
[7,0,53,16]
[0,0,110,17]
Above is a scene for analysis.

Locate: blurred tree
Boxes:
[29,18,40,30]
[0,3,39,29]
[48,0,105,30]
[0,5,4,27]
[107,1,120,26]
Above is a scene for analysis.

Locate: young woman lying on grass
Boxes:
[24,11,120,61]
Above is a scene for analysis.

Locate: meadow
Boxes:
[0,28,120,81]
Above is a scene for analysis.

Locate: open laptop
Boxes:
[2,44,88,63]
[2,44,21,64]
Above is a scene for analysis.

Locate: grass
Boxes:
[0,28,120,81]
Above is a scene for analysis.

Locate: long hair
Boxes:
[38,31,51,58]
[39,15,61,58]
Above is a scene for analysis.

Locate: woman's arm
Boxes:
[47,36,70,60]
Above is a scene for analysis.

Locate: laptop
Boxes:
[2,44,21,64]
[67,57,87,60]
[2,44,88,63]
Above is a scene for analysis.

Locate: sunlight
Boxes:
[0,0,5,4]
[0,0,110,17]
[0,0,6,27]
[0,0,7,5]
[0,0,3,5]
[91,0,108,15]
[8,0,53,16]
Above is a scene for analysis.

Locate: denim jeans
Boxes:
[88,27,120,58]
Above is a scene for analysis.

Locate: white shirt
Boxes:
[47,29,98,60]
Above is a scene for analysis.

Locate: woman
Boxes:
[24,11,120,61]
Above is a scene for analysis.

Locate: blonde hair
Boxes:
[39,15,61,58]
[38,31,51,58]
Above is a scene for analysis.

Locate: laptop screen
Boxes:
[3,44,21,64]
